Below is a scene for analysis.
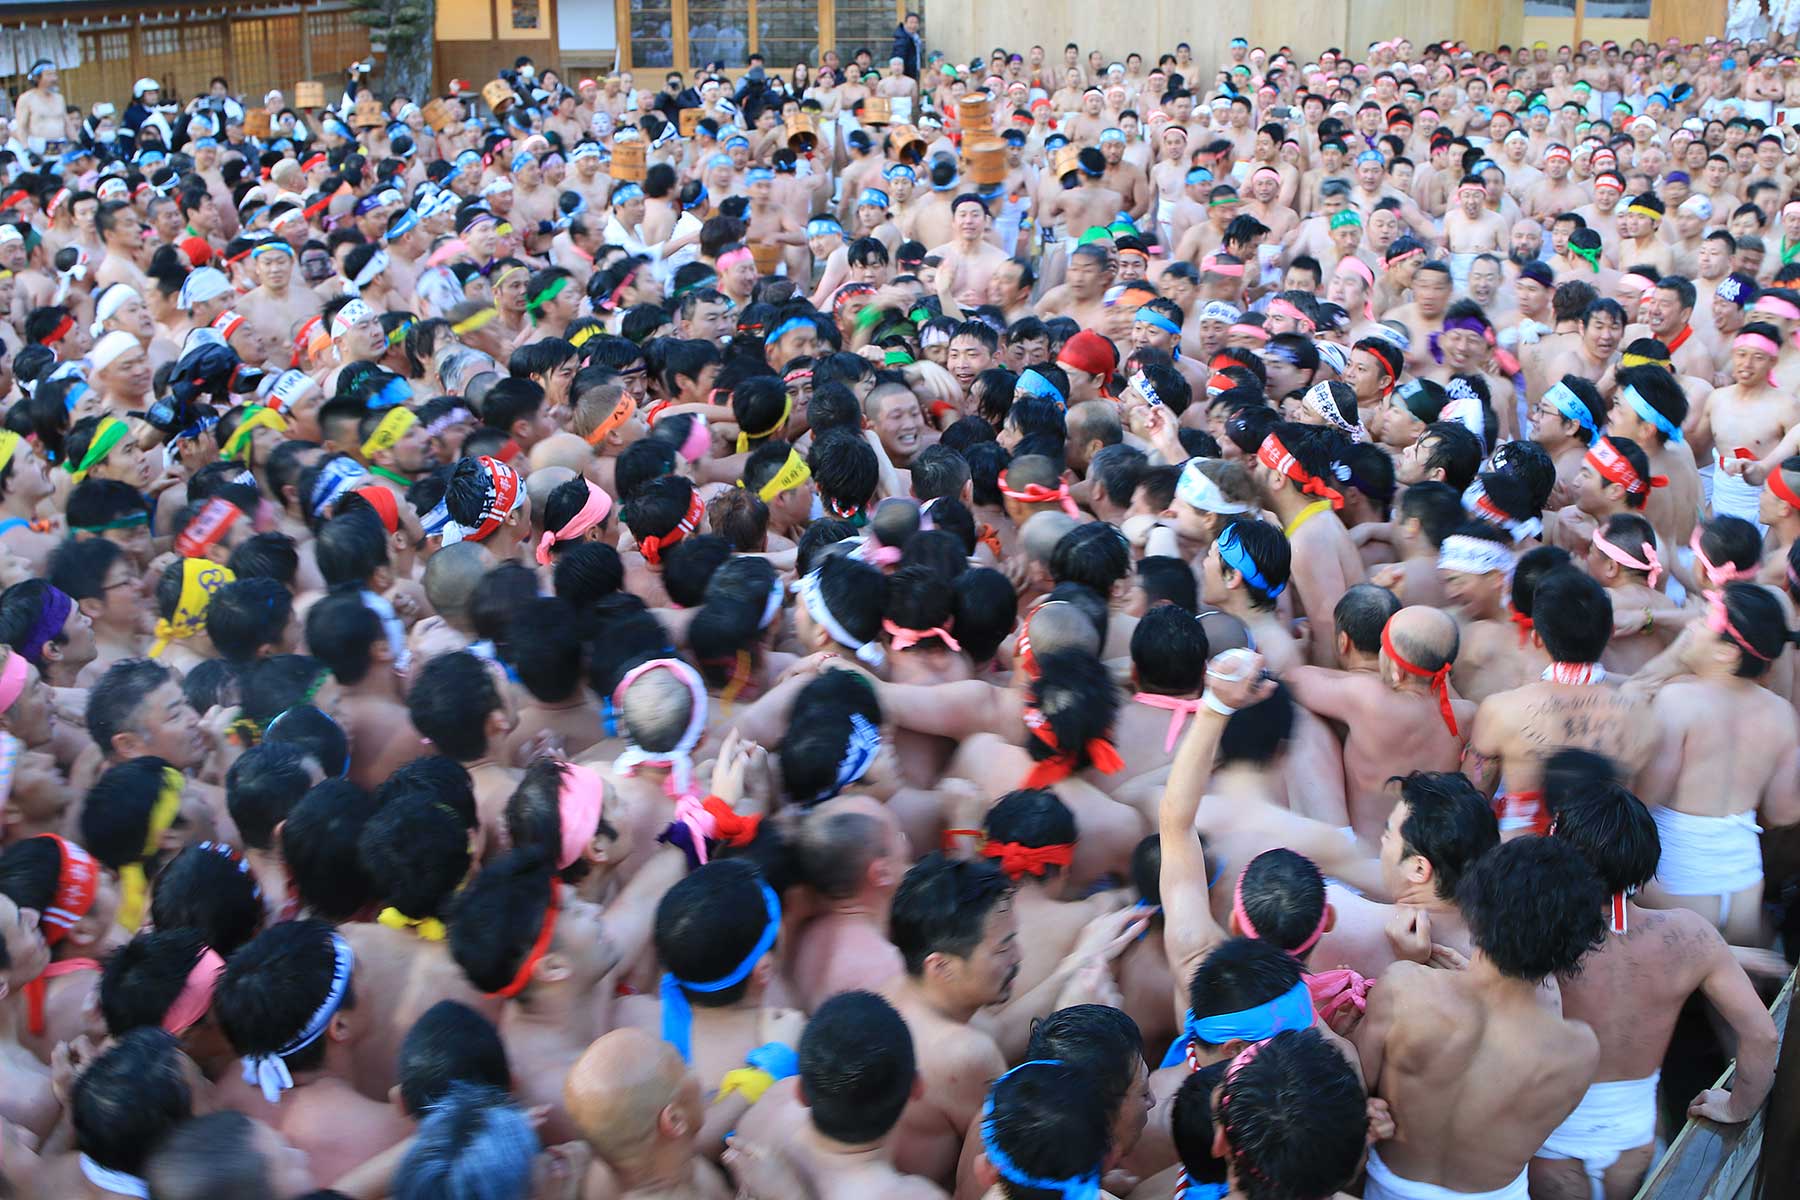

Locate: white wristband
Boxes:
[1201,689,1237,716]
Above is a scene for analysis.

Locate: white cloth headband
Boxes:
[241,933,354,1105]
[91,284,141,338]
[611,658,710,796]
[1176,461,1252,514]
[1437,534,1514,577]
[793,568,886,668]
[88,330,140,374]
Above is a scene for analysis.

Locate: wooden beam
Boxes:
[1638,969,1793,1200]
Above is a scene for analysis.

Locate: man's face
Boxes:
[1732,343,1775,386]
[1509,222,1543,262]
[946,334,993,391]
[1583,313,1623,358]
[0,895,49,994]
[1468,258,1502,305]
[1412,269,1451,314]
[874,390,924,462]
[946,896,1021,1007]
[683,299,732,344]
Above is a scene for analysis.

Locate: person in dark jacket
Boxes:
[891,13,924,80]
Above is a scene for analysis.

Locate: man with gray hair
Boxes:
[436,345,500,397]
[394,1082,589,1200]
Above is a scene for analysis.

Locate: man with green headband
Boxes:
[521,266,581,344]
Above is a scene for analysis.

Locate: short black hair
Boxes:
[799,991,918,1144]
[1395,771,1500,902]
[71,1027,194,1175]
[398,1000,512,1117]
[890,853,1012,976]
[1458,837,1607,980]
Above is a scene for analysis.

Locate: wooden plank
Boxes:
[1637,970,1794,1200]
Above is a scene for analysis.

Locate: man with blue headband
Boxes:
[616,859,802,1111]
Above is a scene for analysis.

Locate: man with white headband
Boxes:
[215,920,411,1185]
[175,265,234,333]
[322,297,387,393]
[90,329,154,411]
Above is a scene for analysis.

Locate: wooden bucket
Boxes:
[610,138,647,181]
[1053,145,1083,180]
[482,79,516,113]
[961,135,1006,185]
[888,123,926,163]
[748,242,783,275]
[861,96,893,125]
[421,97,455,132]
[679,106,703,137]
[244,108,272,139]
[352,99,385,129]
[293,80,326,109]
[957,92,992,132]
[787,111,821,151]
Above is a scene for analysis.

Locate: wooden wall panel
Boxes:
[918,0,1520,86]
[1651,0,1723,45]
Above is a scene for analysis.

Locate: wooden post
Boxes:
[301,0,314,81]
[1755,965,1800,1196]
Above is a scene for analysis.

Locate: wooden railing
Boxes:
[1637,970,1794,1200]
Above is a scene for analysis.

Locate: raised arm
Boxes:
[1162,652,1273,986]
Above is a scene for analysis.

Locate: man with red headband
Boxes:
[1464,569,1655,840]
[1285,607,1471,847]
[1252,422,1362,667]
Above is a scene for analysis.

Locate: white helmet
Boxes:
[134,78,161,98]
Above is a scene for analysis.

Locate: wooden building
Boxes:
[2,0,1730,114]
[0,0,370,115]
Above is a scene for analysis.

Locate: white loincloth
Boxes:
[1364,1146,1529,1200]
[1536,1072,1660,1197]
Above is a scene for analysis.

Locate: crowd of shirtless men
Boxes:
[0,20,1798,1200]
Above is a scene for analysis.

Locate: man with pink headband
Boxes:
[1706,318,1800,527]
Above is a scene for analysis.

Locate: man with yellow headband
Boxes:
[743,441,816,546]
[82,758,211,934]
[148,557,236,674]
[355,406,429,492]
[0,430,58,574]
[1618,193,1675,278]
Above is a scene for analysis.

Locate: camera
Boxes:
[145,339,264,433]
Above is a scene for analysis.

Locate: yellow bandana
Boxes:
[756,448,811,502]
[735,394,794,453]
[452,306,498,335]
[360,407,418,458]
[222,406,289,461]
[150,559,236,657]
[118,767,183,932]
[378,906,448,941]
[0,430,22,475]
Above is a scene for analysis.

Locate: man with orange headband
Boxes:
[1285,607,1471,847]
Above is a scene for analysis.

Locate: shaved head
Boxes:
[799,795,903,899]
[619,665,700,752]
[1384,605,1459,675]
[529,432,594,475]
[422,541,497,619]
[564,1029,696,1166]
[1024,600,1102,659]
[1020,511,1080,564]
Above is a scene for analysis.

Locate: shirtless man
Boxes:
[1202,517,1301,674]
[1444,175,1508,286]
[1702,322,1800,528]
[735,991,945,1200]
[1617,194,1675,276]
[1285,607,1471,846]
[1034,243,1112,333]
[1633,585,1800,946]
[93,202,152,296]
[1043,150,1124,248]
[1537,759,1779,1200]
[930,195,1009,315]
[1523,145,1587,223]
[564,1029,732,1199]
[1547,298,1624,395]
[213,921,413,1186]
[790,797,909,1010]
[14,62,68,154]
[1354,837,1605,1200]
[1464,568,1656,838]
[1252,422,1364,667]
[1604,364,1699,552]
[1385,261,1454,375]
[237,241,322,355]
